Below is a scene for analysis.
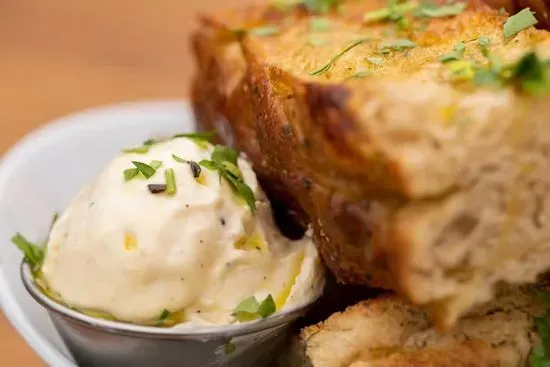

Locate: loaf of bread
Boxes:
[191,0,550,327]
[282,285,546,367]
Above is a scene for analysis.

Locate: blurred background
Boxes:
[0,0,252,364]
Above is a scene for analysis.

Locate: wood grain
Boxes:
[0,0,252,365]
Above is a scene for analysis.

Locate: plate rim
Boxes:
[0,99,190,367]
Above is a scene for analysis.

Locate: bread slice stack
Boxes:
[191,0,550,350]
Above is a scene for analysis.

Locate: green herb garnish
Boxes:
[211,145,238,166]
[150,160,163,170]
[122,145,150,154]
[123,168,139,181]
[503,8,538,40]
[303,0,340,13]
[172,154,187,164]
[439,41,466,63]
[379,38,416,53]
[233,294,276,322]
[309,38,370,76]
[173,131,215,149]
[507,52,550,94]
[199,145,256,212]
[157,309,170,326]
[164,169,177,196]
[414,1,465,18]
[224,339,236,355]
[363,0,418,23]
[132,161,156,179]
[12,233,44,273]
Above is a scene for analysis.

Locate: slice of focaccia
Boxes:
[282,285,547,367]
[191,0,550,328]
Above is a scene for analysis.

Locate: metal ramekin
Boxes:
[21,263,322,367]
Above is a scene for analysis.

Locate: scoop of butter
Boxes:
[41,136,324,326]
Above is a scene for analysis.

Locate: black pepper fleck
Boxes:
[188,161,201,178]
[200,240,204,244]
[185,204,189,208]
[148,184,167,194]
[220,218,226,226]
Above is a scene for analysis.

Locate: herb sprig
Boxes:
[173,131,215,149]
[503,8,538,40]
[233,294,276,322]
[309,38,370,76]
[199,145,257,212]
[12,233,45,274]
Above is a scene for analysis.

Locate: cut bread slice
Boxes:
[282,285,546,367]
[191,0,550,328]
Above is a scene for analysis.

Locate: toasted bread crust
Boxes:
[191,0,550,327]
[290,286,544,367]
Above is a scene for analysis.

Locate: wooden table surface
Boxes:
[0,0,250,365]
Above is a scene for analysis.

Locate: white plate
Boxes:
[0,100,194,367]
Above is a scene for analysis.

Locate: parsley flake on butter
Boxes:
[12,233,44,274]
[131,161,157,179]
[233,294,277,322]
[199,145,257,213]
[503,8,538,40]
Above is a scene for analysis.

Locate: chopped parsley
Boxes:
[363,0,418,23]
[303,0,340,13]
[199,145,257,212]
[439,41,466,63]
[309,38,370,76]
[164,169,177,196]
[12,233,44,273]
[413,1,466,18]
[131,161,157,179]
[156,309,171,326]
[233,294,276,322]
[503,8,538,40]
[121,138,157,154]
[122,145,150,154]
[506,52,550,94]
[379,38,416,53]
[172,154,187,164]
[224,339,236,355]
[271,0,340,13]
[124,160,162,181]
[173,131,215,149]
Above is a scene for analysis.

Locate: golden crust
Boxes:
[293,286,544,367]
[191,0,550,328]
